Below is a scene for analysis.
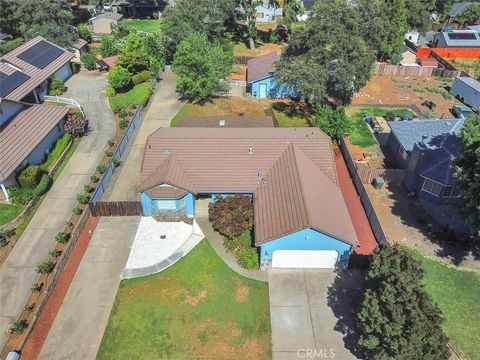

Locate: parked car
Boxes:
[452,104,474,119]
[421,100,436,110]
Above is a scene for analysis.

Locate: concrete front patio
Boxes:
[269,269,361,360]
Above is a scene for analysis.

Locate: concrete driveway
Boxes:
[269,269,361,360]
[0,70,115,348]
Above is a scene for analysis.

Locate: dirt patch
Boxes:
[234,280,250,304]
[188,97,271,117]
[183,289,208,306]
[233,42,283,57]
[353,75,460,117]
[229,64,247,81]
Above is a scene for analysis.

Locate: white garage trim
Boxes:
[271,250,339,269]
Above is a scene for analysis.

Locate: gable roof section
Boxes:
[0,104,68,181]
[138,128,357,246]
[0,36,74,101]
[456,76,480,92]
[247,52,279,83]
[176,116,274,128]
[438,30,480,47]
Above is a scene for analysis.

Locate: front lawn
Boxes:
[109,82,152,113]
[271,101,310,127]
[346,107,415,148]
[411,249,480,360]
[272,109,309,127]
[125,19,162,32]
[0,203,24,226]
[97,239,271,360]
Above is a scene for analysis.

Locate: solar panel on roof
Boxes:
[447,32,477,40]
[0,70,31,97]
[17,40,64,69]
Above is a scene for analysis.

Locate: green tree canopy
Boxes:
[99,36,119,58]
[274,0,375,104]
[117,33,150,74]
[77,24,92,43]
[405,0,435,32]
[107,66,132,91]
[453,114,480,233]
[357,245,450,360]
[173,32,232,101]
[456,3,480,25]
[311,104,350,141]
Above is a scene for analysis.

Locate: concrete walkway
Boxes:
[39,217,140,360]
[109,70,185,201]
[0,71,115,348]
[195,199,268,282]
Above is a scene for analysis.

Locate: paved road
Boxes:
[109,70,185,201]
[0,71,115,348]
[39,217,140,360]
[269,269,360,360]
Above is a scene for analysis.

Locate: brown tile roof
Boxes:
[145,185,187,199]
[0,36,74,101]
[72,38,88,50]
[0,104,68,181]
[247,52,279,83]
[138,128,357,246]
[176,116,274,128]
[99,55,119,69]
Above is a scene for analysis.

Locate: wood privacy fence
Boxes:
[339,138,388,245]
[89,201,142,217]
[356,166,405,185]
[374,63,461,78]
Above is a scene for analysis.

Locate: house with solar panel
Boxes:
[432,30,480,48]
[136,127,359,269]
[0,37,74,200]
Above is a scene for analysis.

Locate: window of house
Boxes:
[155,199,176,210]
[441,186,460,198]
[422,178,443,196]
[178,197,186,209]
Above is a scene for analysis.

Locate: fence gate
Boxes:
[89,201,142,217]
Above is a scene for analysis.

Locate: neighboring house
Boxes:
[432,30,480,48]
[467,24,480,32]
[255,1,283,23]
[95,55,119,71]
[405,31,420,45]
[137,127,358,269]
[387,118,464,207]
[110,0,164,17]
[176,116,274,128]
[247,52,290,99]
[0,100,68,200]
[90,13,124,34]
[69,38,88,63]
[450,76,480,110]
[0,36,74,103]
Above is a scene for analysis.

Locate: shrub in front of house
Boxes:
[77,193,90,204]
[49,77,66,96]
[49,249,62,257]
[237,247,259,270]
[35,261,55,274]
[18,165,41,189]
[80,52,96,70]
[84,184,95,193]
[106,86,116,97]
[132,70,153,85]
[90,175,99,183]
[9,319,28,333]
[73,207,83,215]
[96,165,106,174]
[112,157,121,167]
[208,195,253,239]
[119,119,129,129]
[107,66,132,91]
[34,174,51,197]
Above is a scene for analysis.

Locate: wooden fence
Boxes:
[374,63,461,78]
[89,201,142,217]
[356,166,405,185]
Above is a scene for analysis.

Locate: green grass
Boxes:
[97,239,271,360]
[170,103,195,127]
[272,109,309,127]
[109,82,151,113]
[125,19,162,32]
[52,138,80,181]
[411,249,480,360]
[40,133,72,172]
[346,107,415,148]
[0,203,24,226]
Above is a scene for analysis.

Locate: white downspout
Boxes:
[0,183,9,202]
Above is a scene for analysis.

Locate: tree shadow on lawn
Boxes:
[272,100,314,119]
[327,268,365,359]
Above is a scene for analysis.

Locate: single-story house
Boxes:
[137,127,358,269]
[247,52,290,99]
[0,100,68,200]
[387,118,464,206]
[95,55,119,71]
[254,1,283,23]
[110,0,163,17]
[432,30,480,48]
[450,76,480,110]
[69,38,88,63]
[176,116,274,128]
[0,36,74,103]
[90,13,124,34]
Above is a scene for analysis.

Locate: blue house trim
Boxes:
[140,191,195,217]
[249,75,291,99]
[259,228,352,264]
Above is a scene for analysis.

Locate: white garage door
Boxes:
[271,250,338,269]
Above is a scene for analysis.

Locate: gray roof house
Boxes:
[432,30,480,48]
[450,76,480,110]
[387,118,468,231]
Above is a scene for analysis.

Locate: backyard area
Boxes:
[271,101,310,127]
[97,239,271,360]
[353,75,459,117]
[450,59,480,79]
[125,19,162,32]
[232,41,283,57]
[109,82,152,113]
[411,249,480,360]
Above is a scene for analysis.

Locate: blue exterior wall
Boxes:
[250,76,291,99]
[140,191,195,217]
[259,228,352,264]
[27,121,65,165]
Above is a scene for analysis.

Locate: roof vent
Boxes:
[219,120,226,126]
[421,134,428,141]
[164,149,172,155]
[257,171,262,179]
[261,178,267,186]
[248,147,254,154]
